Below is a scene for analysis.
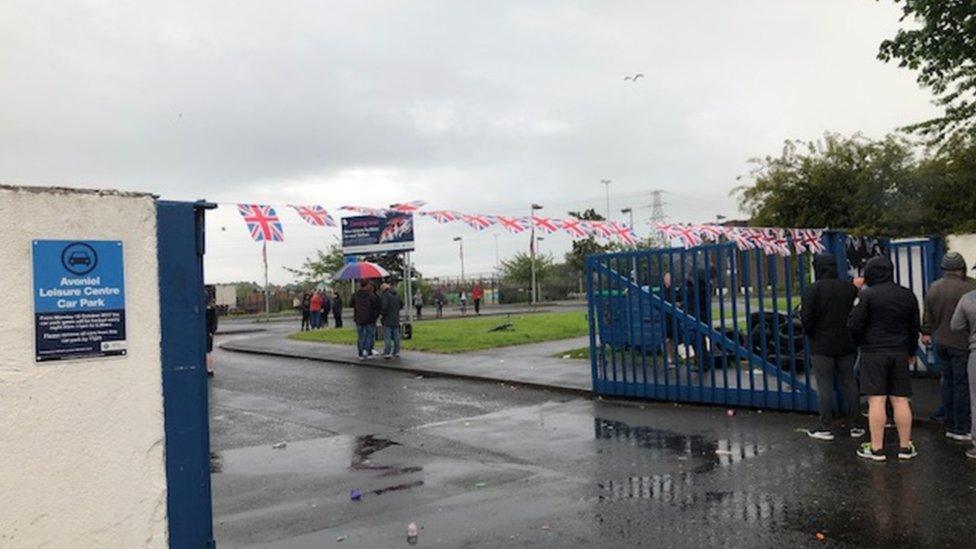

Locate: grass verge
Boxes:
[289,311,588,353]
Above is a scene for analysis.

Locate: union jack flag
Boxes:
[792,228,825,254]
[673,225,702,248]
[461,213,494,231]
[419,210,460,224]
[697,224,725,242]
[237,204,284,242]
[288,204,336,227]
[495,215,529,234]
[390,200,426,213]
[725,227,756,251]
[610,221,638,246]
[560,218,588,238]
[584,220,613,239]
[531,215,559,234]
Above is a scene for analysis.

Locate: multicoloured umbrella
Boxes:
[332,261,390,280]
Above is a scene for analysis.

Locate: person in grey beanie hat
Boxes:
[922,251,976,441]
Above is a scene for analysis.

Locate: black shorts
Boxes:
[859,352,912,397]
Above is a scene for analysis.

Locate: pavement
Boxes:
[209,334,976,548]
[221,328,592,394]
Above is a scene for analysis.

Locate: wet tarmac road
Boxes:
[211,333,976,548]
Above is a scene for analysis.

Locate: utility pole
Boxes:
[530,203,543,305]
[600,179,612,221]
[649,189,667,247]
[453,236,465,283]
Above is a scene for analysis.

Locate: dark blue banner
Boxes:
[341,214,415,254]
[32,240,127,362]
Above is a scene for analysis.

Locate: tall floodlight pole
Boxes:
[600,179,612,221]
[649,189,667,247]
[453,236,465,283]
[530,203,543,304]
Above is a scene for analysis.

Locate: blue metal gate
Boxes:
[158,200,216,548]
[585,232,943,411]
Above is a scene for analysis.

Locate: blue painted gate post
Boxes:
[157,200,216,548]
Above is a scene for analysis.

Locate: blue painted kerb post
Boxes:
[157,200,217,548]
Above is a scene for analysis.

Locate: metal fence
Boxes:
[585,232,941,411]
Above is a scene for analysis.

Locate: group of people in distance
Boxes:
[803,251,976,462]
[299,289,343,331]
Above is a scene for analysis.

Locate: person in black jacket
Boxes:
[351,281,381,360]
[331,290,343,328]
[801,254,862,440]
[379,282,403,358]
[848,256,920,461]
[205,285,218,378]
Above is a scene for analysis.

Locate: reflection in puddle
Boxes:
[350,435,425,498]
[594,418,783,528]
[594,418,763,474]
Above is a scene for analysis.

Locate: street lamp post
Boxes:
[600,179,612,221]
[453,236,465,284]
[530,203,543,305]
[621,207,634,235]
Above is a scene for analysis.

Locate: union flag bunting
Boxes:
[390,200,426,213]
[495,215,528,234]
[697,224,725,242]
[791,228,826,254]
[288,204,336,227]
[560,218,588,238]
[237,204,284,242]
[419,210,460,224]
[610,221,638,245]
[585,220,614,238]
[531,215,559,234]
[460,213,494,231]
[725,227,756,251]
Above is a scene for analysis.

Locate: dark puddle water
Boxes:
[593,418,783,527]
[350,435,425,498]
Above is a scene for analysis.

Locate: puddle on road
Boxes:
[593,418,763,474]
[350,435,425,498]
[593,417,783,527]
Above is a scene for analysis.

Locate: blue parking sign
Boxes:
[32,240,127,362]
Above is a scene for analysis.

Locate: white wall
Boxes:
[947,233,976,268]
[0,186,168,547]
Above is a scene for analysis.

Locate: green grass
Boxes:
[289,311,589,353]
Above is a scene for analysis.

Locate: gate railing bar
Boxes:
[717,246,730,401]
[769,255,783,410]
[755,251,770,408]
[593,261,811,393]
[585,256,599,392]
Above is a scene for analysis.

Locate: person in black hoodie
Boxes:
[331,290,343,328]
[801,254,862,440]
[351,281,381,360]
[848,256,920,461]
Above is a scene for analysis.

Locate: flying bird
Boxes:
[623,73,645,81]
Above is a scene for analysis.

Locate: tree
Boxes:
[286,244,422,289]
[879,1,976,144]
[735,133,919,235]
[564,208,617,276]
[500,252,555,287]
[735,131,976,236]
[285,244,345,288]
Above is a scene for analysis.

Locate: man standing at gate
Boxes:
[352,280,380,360]
[801,254,862,440]
[848,256,920,461]
[921,252,975,442]
[950,279,976,459]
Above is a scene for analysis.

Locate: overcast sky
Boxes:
[0,1,937,284]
